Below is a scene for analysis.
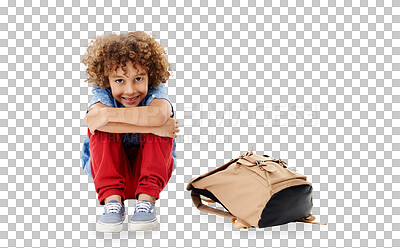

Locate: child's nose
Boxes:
[124,83,137,95]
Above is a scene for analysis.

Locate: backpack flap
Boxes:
[186,157,238,191]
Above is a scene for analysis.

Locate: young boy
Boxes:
[80,31,179,232]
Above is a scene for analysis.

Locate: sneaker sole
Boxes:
[128,218,158,231]
[96,216,125,233]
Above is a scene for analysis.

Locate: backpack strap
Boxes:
[191,191,252,229]
[191,191,236,219]
[297,214,327,225]
[201,198,216,203]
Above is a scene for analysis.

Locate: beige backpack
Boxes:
[187,149,326,229]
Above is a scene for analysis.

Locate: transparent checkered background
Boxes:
[1,0,399,247]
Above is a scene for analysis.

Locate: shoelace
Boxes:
[105,202,122,214]
[135,201,153,213]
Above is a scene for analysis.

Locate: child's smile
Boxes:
[108,61,148,108]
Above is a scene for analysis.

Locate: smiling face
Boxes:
[108,61,148,108]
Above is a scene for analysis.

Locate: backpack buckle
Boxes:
[255,160,277,172]
[272,158,287,168]
[255,160,265,171]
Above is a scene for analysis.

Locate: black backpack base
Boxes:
[259,184,313,228]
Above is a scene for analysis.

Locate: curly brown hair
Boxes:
[82,31,171,90]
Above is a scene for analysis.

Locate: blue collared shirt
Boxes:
[81,83,177,177]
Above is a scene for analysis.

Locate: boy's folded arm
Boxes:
[107,98,172,127]
[97,122,154,134]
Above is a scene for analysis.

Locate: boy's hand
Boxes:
[152,118,180,138]
[84,105,109,135]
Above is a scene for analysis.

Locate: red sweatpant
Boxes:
[88,129,174,205]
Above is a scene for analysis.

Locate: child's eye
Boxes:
[115,79,124,84]
[135,77,143,82]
